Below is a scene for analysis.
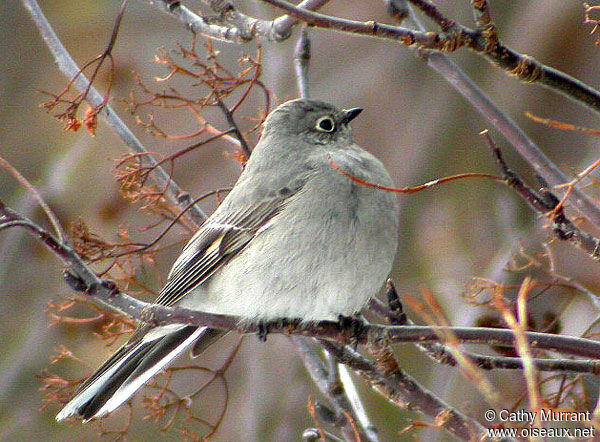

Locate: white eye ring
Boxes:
[315,116,335,133]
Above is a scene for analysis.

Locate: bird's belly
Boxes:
[181,199,396,322]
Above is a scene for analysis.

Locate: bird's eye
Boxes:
[315,116,335,133]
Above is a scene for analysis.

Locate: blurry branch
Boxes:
[294,27,311,100]
[492,279,541,425]
[336,362,380,441]
[406,291,505,410]
[370,286,600,374]
[481,131,600,263]
[293,337,374,441]
[151,0,330,42]
[21,0,207,226]
[319,340,500,442]
[526,112,600,137]
[388,0,600,229]
[0,156,65,243]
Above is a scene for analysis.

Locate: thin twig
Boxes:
[384,0,600,229]
[293,337,372,441]
[0,155,65,242]
[21,0,207,227]
[493,279,541,424]
[215,99,252,161]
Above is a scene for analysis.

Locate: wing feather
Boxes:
[58,178,308,420]
[154,195,294,307]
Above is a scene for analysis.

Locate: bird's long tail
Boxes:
[56,325,223,421]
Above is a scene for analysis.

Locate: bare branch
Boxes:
[260,0,463,49]
[151,0,331,42]
[270,0,332,38]
[21,0,207,226]
[215,99,252,162]
[385,0,600,229]
[320,340,500,442]
[293,337,375,441]
[0,155,65,242]
[482,131,600,263]
[294,27,311,99]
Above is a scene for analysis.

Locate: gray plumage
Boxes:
[56,99,399,421]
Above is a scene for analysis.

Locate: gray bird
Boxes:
[56,98,399,421]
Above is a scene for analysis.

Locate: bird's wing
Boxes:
[154,195,294,307]
[64,193,297,405]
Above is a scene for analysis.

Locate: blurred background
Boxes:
[2,0,600,440]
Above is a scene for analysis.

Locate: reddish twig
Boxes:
[327,152,502,194]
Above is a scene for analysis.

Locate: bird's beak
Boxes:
[341,108,363,124]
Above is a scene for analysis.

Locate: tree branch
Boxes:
[320,340,502,442]
[21,0,207,226]
[150,0,331,42]
[384,0,600,229]
[369,296,600,374]
[4,199,600,360]
[483,131,600,264]
[293,337,375,441]
[294,26,311,100]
